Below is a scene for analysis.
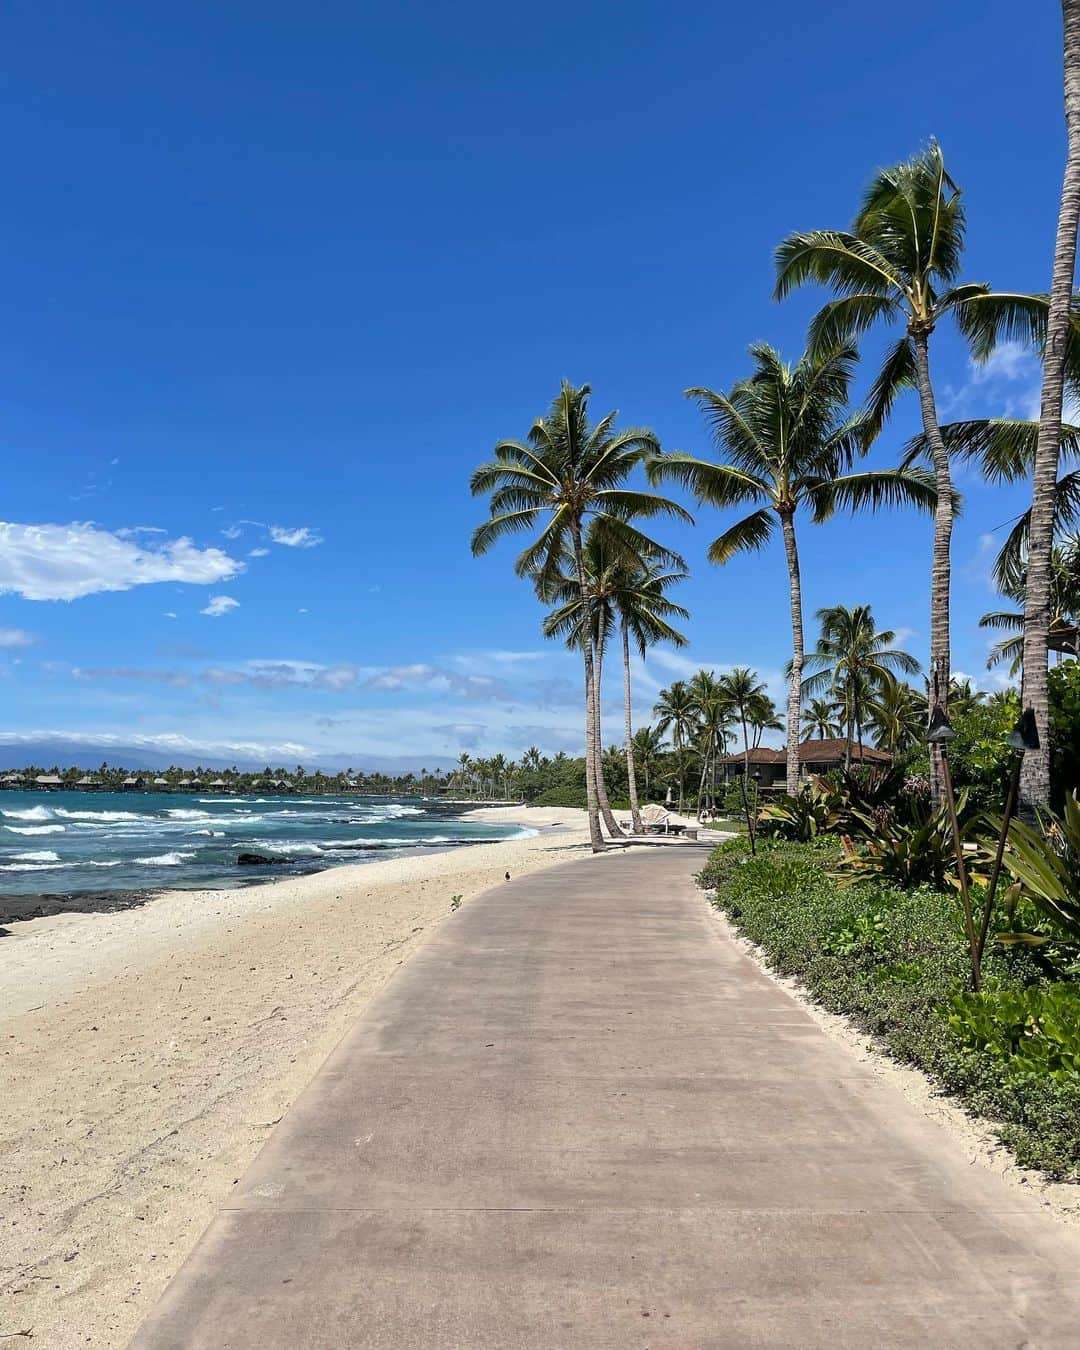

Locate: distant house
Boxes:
[178,778,194,788]
[75,775,101,790]
[1,773,24,787]
[122,775,146,790]
[33,774,64,790]
[152,777,170,789]
[207,778,228,790]
[717,739,892,790]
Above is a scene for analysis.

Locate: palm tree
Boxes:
[718,668,767,775]
[775,142,1032,802]
[801,697,841,741]
[649,340,934,794]
[866,679,926,755]
[539,525,635,838]
[540,523,688,835]
[610,561,688,833]
[632,724,665,800]
[1017,2,1080,807]
[747,692,783,749]
[946,678,986,720]
[980,537,1080,671]
[802,604,921,765]
[689,669,734,816]
[653,680,697,813]
[471,380,690,850]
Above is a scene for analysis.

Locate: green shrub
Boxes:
[949,985,1080,1082]
[698,839,1080,1180]
[532,786,587,809]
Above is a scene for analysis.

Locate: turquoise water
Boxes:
[0,791,531,895]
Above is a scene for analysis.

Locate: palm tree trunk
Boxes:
[676,729,685,815]
[696,744,709,820]
[1021,0,1080,814]
[621,622,643,833]
[571,523,605,852]
[912,326,953,809]
[780,507,804,795]
[592,633,624,838]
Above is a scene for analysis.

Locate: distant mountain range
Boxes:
[0,738,457,776]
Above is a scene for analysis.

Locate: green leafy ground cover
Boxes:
[699,837,1080,1180]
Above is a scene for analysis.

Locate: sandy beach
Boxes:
[0,807,592,1348]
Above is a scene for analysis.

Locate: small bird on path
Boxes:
[505,871,511,881]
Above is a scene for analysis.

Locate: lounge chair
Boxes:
[640,804,685,836]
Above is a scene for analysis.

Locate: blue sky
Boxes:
[0,2,1069,768]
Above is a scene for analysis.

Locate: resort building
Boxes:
[716,738,892,790]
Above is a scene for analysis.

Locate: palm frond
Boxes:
[864,336,917,445]
[647,453,768,507]
[809,466,938,523]
[806,295,900,355]
[901,419,1080,481]
[706,508,775,565]
[774,230,900,300]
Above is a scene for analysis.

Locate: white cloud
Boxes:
[74,665,192,687]
[970,340,1036,386]
[221,524,244,540]
[204,659,357,691]
[269,525,322,548]
[201,595,240,618]
[0,523,243,601]
[0,627,37,649]
[163,611,177,619]
[248,547,270,558]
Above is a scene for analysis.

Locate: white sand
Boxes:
[0,810,592,1347]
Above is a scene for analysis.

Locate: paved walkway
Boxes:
[134,845,1080,1348]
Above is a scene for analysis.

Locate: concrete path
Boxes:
[134,845,1080,1348]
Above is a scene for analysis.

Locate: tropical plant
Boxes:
[801,697,842,740]
[470,380,690,850]
[654,679,697,813]
[648,339,935,793]
[999,791,1080,941]
[1050,661,1080,807]
[834,792,989,892]
[775,141,1034,804]
[802,604,921,765]
[759,779,847,842]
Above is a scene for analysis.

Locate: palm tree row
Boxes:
[473,12,1080,824]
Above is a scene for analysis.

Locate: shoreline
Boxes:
[0,807,591,1348]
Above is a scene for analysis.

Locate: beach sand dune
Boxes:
[0,808,590,1348]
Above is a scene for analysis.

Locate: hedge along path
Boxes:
[134,844,1080,1349]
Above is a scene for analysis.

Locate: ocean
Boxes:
[0,790,534,896]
